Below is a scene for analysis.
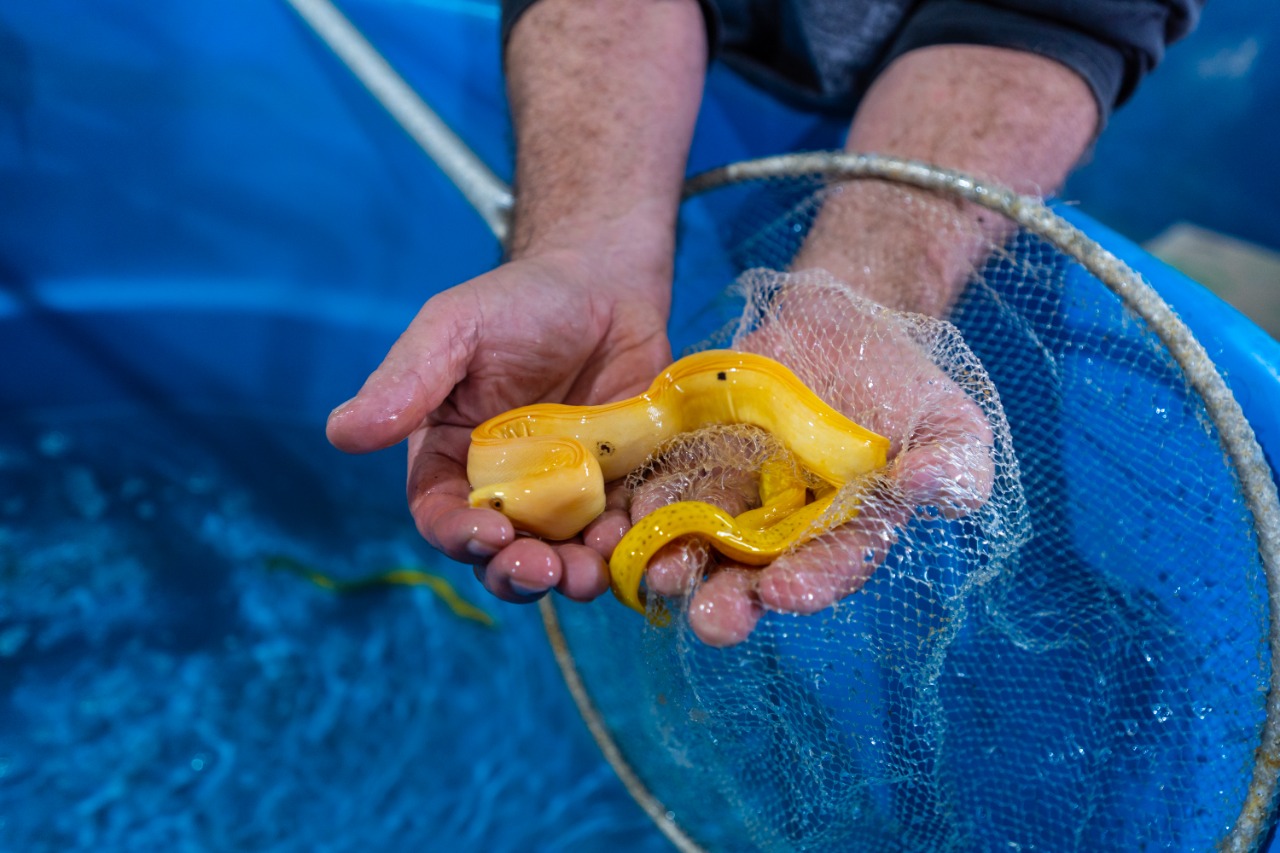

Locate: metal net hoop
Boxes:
[540,151,1280,852]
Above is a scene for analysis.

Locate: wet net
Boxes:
[541,155,1280,852]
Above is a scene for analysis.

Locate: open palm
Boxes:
[628,273,996,645]
[327,253,671,602]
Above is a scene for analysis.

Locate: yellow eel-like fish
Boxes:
[466,350,890,614]
[264,555,495,626]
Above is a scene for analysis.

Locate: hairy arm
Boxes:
[649,45,1102,645]
[797,44,1099,316]
[326,0,709,604]
[504,0,707,268]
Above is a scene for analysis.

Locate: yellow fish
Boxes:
[265,555,495,627]
[466,351,889,615]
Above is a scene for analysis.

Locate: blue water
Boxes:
[2,1,1279,849]
[0,406,667,851]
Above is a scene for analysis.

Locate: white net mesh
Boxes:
[545,170,1275,851]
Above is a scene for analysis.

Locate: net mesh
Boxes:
[547,175,1273,851]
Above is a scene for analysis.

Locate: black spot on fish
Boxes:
[597,441,615,456]
[717,371,727,381]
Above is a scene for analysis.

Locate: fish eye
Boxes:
[489,498,504,511]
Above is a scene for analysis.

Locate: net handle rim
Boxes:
[265,16,1277,847]
[548,151,1280,853]
[690,152,1280,852]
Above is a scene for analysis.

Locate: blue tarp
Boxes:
[1,1,1278,850]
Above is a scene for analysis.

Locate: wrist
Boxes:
[502,0,704,290]
[507,197,678,295]
[798,44,1096,318]
[793,179,1003,318]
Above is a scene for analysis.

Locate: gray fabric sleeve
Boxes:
[497,0,1202,122]
[498,0,721,65]
[883,0,1202,121]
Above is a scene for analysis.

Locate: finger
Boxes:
[687,567,764,647]
[327,289,477,453]
[471,564,545,604]
[630,455,760,599]
[581,484,632,559]
[407,423,514,561]
[477,537,563,601]
[628,468,693,517]
[756,489,912,614]
[898,396,995,517]
[645,538,710,597]
[554,543,612,601]
[895,441,993,519]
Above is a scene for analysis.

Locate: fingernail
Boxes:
[328,396,357,419]
[509,580,547,597]
[466,539,500,560]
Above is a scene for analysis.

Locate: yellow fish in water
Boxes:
[465,351,889,615]
[265,555,495,627]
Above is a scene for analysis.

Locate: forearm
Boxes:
[798,45,1098,317]
[505,0,707,283]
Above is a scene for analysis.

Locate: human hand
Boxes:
[627,272,997,646]
[326,248,672,604]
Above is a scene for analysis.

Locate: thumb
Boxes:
[326,290,476,454]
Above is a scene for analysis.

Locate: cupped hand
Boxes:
[326,250,672,603]
[628,275,997,646]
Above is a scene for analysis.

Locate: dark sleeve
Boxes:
[500,0,721,59]
[883,0,1203,121]
[499,0,538,46]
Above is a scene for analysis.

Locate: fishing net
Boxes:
[540,155,1280,852]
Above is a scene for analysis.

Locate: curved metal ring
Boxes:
[546,151,1280,853]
